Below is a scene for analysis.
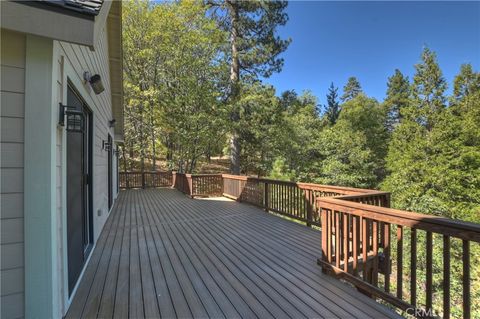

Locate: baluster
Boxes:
[443,235,450,319]
[372,221,378,286]
[426,231,433,310]
[335,212,341,268]
[397,225,403,299]
[327,209,332,264]
[410,228,417,307]
[384,222,391,293]
[362,217,368,281]
[463,240,470,319]
[343,213,349,272]
[352,216,359,276]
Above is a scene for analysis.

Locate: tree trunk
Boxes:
[150,101,156,171]
[139,104,145,177]
[129,141,134,171]
[228,0,241,175]
[122,145,128,173]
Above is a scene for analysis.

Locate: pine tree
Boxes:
[208,0,291,174]
[341,76,362,102]
[324,82,340,125]
[453,63,480,101]
[384,69,410,132]
[410,47,447,131]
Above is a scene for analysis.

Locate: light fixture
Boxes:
[84,71,105,95]
[109,119,116,127]
[102,140,111,152]
[59,103,85,133]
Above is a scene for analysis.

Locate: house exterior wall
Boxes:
[1,18,119,319]
[1,29,26,319]
[54,23,120,314]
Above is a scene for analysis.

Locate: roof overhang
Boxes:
[1,0,111,49]
[107,0,123,142]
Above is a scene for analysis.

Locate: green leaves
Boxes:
[341,76,362,102]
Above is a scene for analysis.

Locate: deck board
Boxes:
[66,188,403,319]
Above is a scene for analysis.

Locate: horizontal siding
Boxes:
[58,24,114,243]
[55,21,117,316]
[0,29,25,319]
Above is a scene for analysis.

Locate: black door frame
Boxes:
[107,133,113,210]
[66,81,94,295]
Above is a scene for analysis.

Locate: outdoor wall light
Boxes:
[109,119,116,127]
[58,103,85,133]
[102,140,112,152]
[84,71,105,95]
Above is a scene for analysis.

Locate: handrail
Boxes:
[319,197,480,242]
[317,197,479,318]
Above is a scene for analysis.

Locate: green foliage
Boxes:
[234,82,283,175]
[341,76,362,102]
[384,69,410,132]
[315,94,388,187]
[269,157,296,181]
[209,0,291,80]
[453,63,480,102]
[122,0,228,173]
[323,82,341,125]
[382,50,480,318]
[409,47,447,131]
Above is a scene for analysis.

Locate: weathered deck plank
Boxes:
[66,188,403,319]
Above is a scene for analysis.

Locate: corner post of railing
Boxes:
[125,172,129,189]
[220,174,225,196]
[186,174,193,198]
[306,191,312,227]
[141,171,146,189]
[319,205,328,274]
[171,171,177,188]
[264,181,269,211]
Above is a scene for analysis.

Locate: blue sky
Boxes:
[264,1,480,106]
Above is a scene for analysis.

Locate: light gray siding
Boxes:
[57,23,116,243]
[1,29,26,319]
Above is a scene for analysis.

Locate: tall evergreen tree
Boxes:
[324,82,340,125]
[453,63,480,101]
[208,0,291,174]
[410,47,447,131]
[384,69,410,132]
[341,76,362,102]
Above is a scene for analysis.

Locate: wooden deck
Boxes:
[66,188,402,319]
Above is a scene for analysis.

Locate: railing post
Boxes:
[141,171,145,189]
[220,175,224,196]
[264,182,269,211]
[306,198,312,227]
[186,174,193,197]
[171,171,176,188]
[320,207,328,274]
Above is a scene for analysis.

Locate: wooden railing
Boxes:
[222,175,390,227]
[317,197,480,319]
[120,171,479,317]
[173,173,223,197]
[119,171,172,188]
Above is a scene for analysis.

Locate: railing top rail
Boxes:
[121,171,171,173]
[222,174,249,181]
[318,197,480,242]
[222,174,379,195]
[189,174,223,177]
